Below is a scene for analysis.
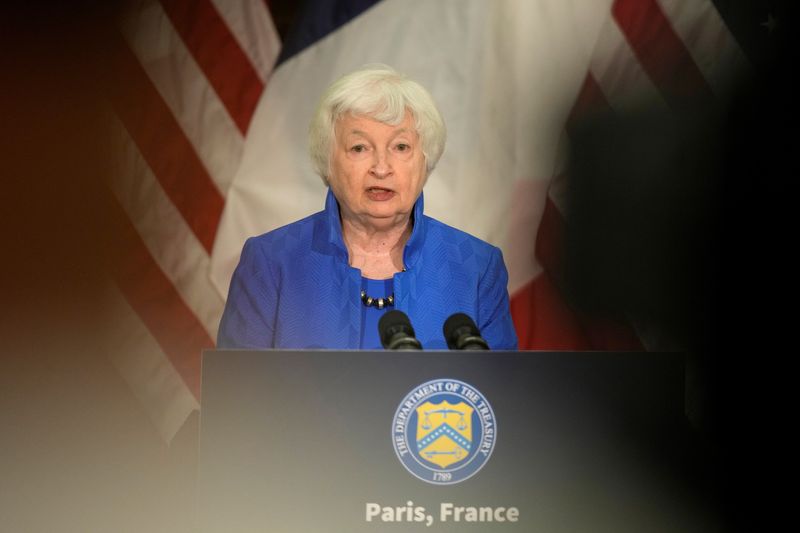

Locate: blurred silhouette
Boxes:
[1,3,197,531]
[563,18,795,530]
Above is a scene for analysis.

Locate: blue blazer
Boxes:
[218,189,518,350]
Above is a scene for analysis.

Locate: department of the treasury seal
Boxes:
[392,378,496,485]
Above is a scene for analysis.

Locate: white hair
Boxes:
[308,64,446,183]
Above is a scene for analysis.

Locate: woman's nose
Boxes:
[370,150,392,178]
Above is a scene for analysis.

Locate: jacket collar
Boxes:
[315,187,427,268]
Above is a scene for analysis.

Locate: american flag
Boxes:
[106,0,280,440]
[107,0,755,445]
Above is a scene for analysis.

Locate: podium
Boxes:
[197,350,716,532]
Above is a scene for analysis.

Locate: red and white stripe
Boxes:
[108,0,278,441]
[120,0,245,195]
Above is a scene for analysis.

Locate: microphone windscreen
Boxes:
[442,313,489,350]
[379,310,416,348]
[443,313,480,349]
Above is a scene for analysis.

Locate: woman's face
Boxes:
[328,112,426,230]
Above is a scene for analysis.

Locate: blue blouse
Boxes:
[360,277,393,349]
[217,188,518,350]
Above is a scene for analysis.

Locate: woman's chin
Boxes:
[361,209,408,228]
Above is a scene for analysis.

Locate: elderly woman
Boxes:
[218,65,517,350]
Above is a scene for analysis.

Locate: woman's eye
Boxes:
[350,144,367,153]
[395,143,410,152]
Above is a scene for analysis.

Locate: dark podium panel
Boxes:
[197,350,715,532]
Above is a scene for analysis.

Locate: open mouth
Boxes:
[366,187,395,200]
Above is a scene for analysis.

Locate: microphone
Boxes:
[379,310,423,350]
[443,313,490,350]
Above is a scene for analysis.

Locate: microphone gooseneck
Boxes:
[443,313,490,350]
[379,310,423,350]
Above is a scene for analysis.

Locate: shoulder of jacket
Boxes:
[247,210,322,247]
[241,210,324,265]
[422,215,502,258]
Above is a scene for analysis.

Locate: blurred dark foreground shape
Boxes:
[563,27,795,531]
[1,2,198,531]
